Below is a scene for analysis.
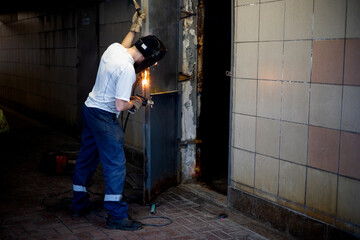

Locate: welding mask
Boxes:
[134,35,167,73]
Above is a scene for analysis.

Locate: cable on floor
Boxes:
[40,189,173,227]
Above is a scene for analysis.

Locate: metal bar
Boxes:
[227,0,235,204]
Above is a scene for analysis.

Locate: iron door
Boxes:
[143,92,179,203]
[142,0,179,203]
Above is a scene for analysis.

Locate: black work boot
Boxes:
[106,216,142,231]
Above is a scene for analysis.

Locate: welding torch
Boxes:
[136,94,154,107]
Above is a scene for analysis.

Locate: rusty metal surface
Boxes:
[197,0,204,94]
[144,175,178,203]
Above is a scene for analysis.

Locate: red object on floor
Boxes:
[56,156,67,174]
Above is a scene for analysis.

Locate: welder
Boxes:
[71,10,166,231]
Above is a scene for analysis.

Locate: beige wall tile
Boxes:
[235,43,258,79]
[342,86,360,133]
[258,41,283,80]
[280,122,308,165]
[231,114,236,146]
[339,131,360,180]
[311,40,344,85]
[308,126,340,173]
[255,154,279,195]
[234,79,257,115]
[305,208,335,225]
[283,41,311,82]
[257,80,281,119]
[313,0,346,39]
[236,0,259,6]
[346,0,360,38]
[259,1,285,41]
[306,168,337,215]
[309,84,342,129]
[233,114,256,151]
[233,149,255,187]
[282,82,310,124]
[337,177,360,226]
[230,145,235,177]
[233,181,255,194]
[235,4,259,42]
[284,0,313,40]
[279,161,306,204]
[256,117,280,158]
[344,39,360,86]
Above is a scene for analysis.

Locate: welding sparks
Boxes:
[142,69,149,87]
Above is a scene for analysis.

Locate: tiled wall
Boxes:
[0,11,78,124]
[0,1,146,150]
[231,0,360,235]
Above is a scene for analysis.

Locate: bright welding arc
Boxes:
[142,69,149,87]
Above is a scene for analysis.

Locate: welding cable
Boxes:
[119,111,130,133]
[121,75,142,133]
[134,215,173,227]
[120,111,124,129]
[120,77,140,133]
[122,112,131,133]
[40,189,73,212]
[41,189,173,227]
[133,201,173,227]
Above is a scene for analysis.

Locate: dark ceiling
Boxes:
[0,0,104,14]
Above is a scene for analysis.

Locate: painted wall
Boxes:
[230,0,360,236]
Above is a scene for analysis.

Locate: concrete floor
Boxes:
[0,105,293,240]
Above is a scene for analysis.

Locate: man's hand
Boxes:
[128,96,143,114]
[130,12,146,33]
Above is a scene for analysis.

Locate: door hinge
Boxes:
[225,71,232,77]
[180,10,196,20]
[178,139,202,148]
[178,72,192,82]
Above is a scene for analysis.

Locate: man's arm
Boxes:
[115,98,133,111]
[115,97,143,112]
[121,12,145,48]
[121,31,136,48]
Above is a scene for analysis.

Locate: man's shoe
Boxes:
[106,216,142,231]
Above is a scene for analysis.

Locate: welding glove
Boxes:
[128,96,143,114]
[130,12,146,33]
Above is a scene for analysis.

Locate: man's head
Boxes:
[133,35,167,73]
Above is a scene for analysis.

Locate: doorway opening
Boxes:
[197,0,231,195]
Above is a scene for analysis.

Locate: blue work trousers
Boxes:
[72,105,128,219]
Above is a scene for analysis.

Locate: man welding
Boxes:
[71,9,166,231]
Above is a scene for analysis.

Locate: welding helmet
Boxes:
[134,35,167,73]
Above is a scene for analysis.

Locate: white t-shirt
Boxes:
[85,43,136,115]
